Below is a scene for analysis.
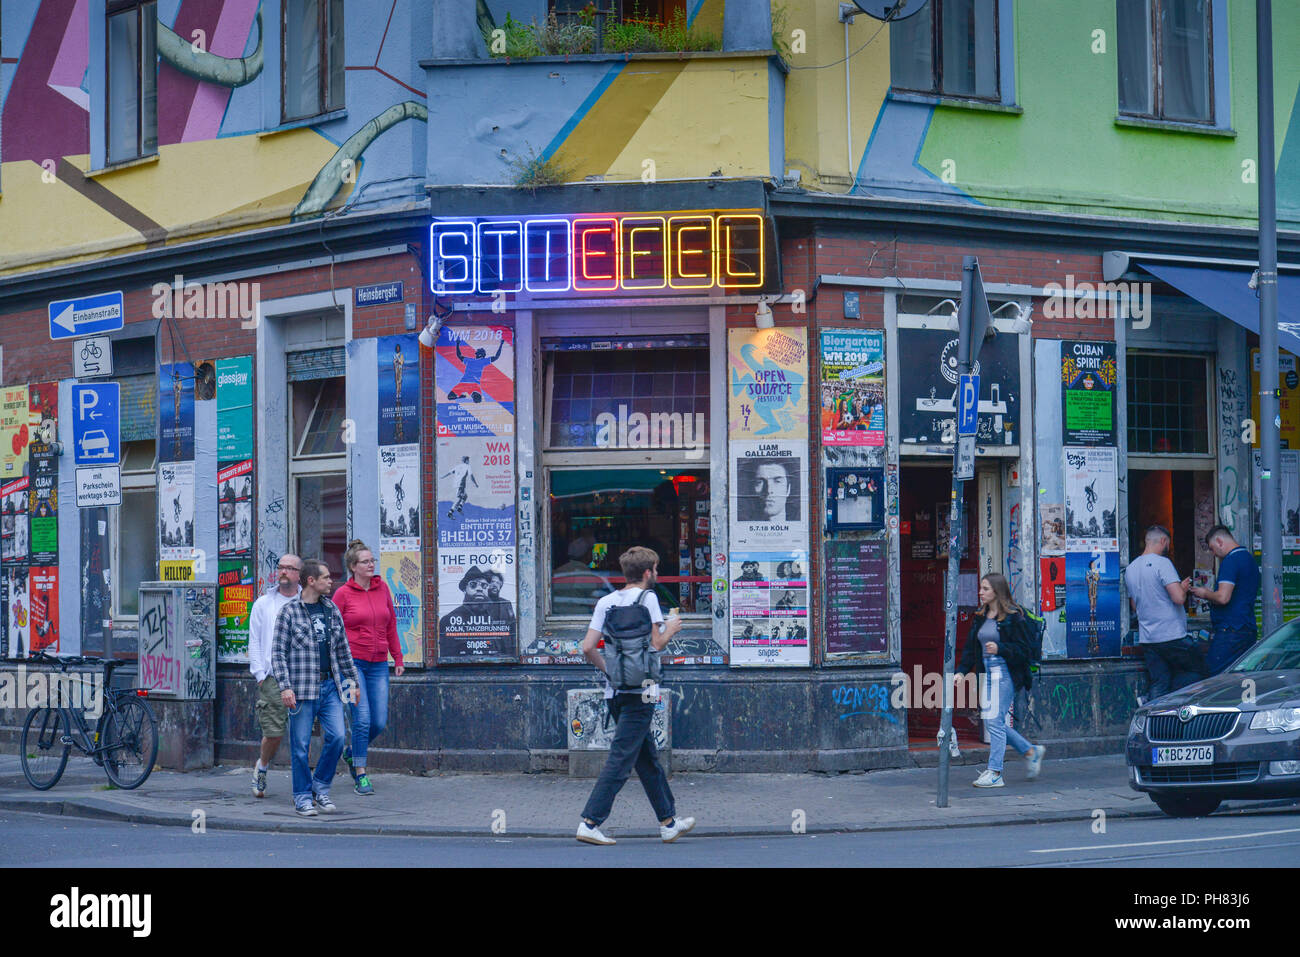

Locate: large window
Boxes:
[890,0,999,101]
[543,337,711,620]
[1126,352,1210,455]
[288,346,347,573]
[1117,0,1213,124]
[106,1,158,164]
[282,0,345,122]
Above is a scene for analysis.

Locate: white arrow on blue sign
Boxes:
[71,383,120,467]
[957,373,980,437]
[49,291,124,340]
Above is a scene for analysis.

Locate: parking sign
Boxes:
[957,373,980,437]
[71,383,120,466]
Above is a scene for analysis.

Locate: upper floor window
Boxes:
[1117,0,1213,124]
[1126,352,1211,455]
[890,0,1000,102]
[282,0,345,123]
[107,1,158,164]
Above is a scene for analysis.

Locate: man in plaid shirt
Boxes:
[271,559,360,816]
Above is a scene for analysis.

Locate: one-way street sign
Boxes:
[71,382,120,466]
[49,291,124,340]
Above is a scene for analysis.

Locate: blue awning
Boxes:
[1141,261,1300,357]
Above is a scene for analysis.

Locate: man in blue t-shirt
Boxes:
[1189,525,1261,673]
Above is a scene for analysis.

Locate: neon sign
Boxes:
[430,211,766,295]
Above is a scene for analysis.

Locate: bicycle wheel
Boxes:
[20,708,70,790]
[102,697,159,790]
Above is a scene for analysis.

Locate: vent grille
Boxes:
[1148,711,1238,742]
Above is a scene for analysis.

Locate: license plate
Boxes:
[1151,745,1214,766]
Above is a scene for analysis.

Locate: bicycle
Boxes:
[79,340,103,361]
[20,653,159,791]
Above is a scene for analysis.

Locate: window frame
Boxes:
[110,440,159,624]
[280,0,346,124]
[105,0,158,165]
[1117,0,1218,127]
[889,0,1002,104]
[1124,350,1216,464]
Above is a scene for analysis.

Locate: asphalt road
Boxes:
[3,805,1298,868]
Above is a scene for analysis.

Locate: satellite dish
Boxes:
[850,0,929,21]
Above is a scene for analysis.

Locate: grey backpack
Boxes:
[601,589,662,692]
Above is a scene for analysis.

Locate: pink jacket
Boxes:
[332,576,403,667]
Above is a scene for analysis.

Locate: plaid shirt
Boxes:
[271,596,359,701]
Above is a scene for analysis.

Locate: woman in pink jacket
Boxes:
[332,539,404,795]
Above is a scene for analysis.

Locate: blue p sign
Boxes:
[958,373,980,437]
[71,382,120,466]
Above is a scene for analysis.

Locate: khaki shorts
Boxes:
[255,675,288,737]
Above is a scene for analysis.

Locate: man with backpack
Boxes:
[577,546,696,846]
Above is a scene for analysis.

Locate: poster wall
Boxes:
[435,326,516,662]
[376,334,424,666]
[1062,446,1121,656]
[1060,341,1117,445]
[217,559,254,660]
[728,328,810,667]
[820,330,885,447]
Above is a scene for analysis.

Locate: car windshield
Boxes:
[1228,619,1300,672]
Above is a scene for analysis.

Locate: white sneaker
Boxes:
[576,821,616,845]
[1025,744,1046,780]
[973,769,1005,788]
[660,816,696,842]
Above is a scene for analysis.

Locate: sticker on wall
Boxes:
[435,325,515,437]
[28,565,58,654]
[378,334,420,446]
[437,435,516,548]
[380,551,423,664]
[820,329,885,446]
[728,551,810,666]
[728,328,808,440]
[378,444,421,553]
[1063,447,1118,553]
[159,363,196,463]
[437,547,516,659]
[217,559,255,662]
[159,461,196,567]
[1061,341,1117,445]
[1,477,29,565]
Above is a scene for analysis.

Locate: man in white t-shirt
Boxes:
[576,546,695,847]
[247,554,301,798]
[1124,526,1204,700]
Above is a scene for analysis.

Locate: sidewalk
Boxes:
[0,751,1201,838]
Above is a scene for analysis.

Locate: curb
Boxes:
[0,793,1182,838]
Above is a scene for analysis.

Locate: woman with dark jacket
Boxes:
[957,572,1046,788]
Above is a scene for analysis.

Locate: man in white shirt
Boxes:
[576,546,695,847]
[248,554,301,798]
[1124,526,1203,700]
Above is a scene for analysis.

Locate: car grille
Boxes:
[1139,763,1261,785]
[1147,711,1238,742]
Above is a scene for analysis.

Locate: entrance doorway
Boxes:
[899,463,983,745]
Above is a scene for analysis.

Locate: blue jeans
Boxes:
[1207,625,1256,675]
[984,657,1032,773]
[349,660,390,766]
[1143,638,1206,700]
[580,696,675,827]
[289,678,346,804]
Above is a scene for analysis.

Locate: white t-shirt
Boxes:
[1124,553,1186,644]
[589,587,665,698]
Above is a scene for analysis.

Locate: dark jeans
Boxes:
[580,696,675,827]
[1207,625,1257,675]
[1144,638,1207,701]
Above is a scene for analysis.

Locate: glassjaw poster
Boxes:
[820,329,885,447]
[435,324,518,662]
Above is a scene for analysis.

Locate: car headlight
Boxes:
[1129,712,1147,736]
[1249,708,1300,733]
